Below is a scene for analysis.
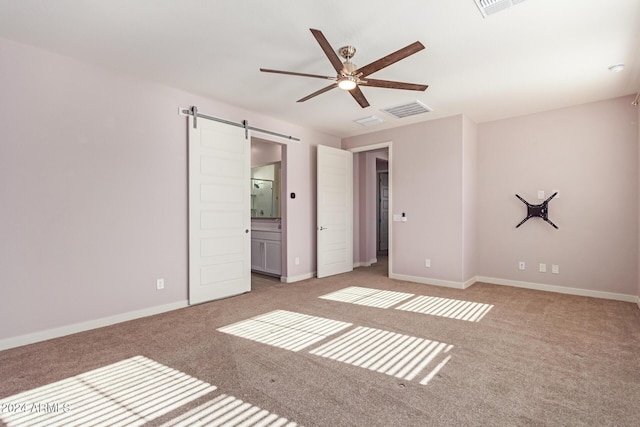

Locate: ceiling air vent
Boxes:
[382,101,432,119]
[473,0,528,18]
[354,115,384,126]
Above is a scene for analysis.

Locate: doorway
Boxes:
[349,142,392,277]
[250,138,285,281]
[377,171,389,256]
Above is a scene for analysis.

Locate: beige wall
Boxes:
[3,35,638,349]
[251,138,282,167]
[477,96,638,295]
[0,37,340,347]
[462,116,478,282]
[344,115,468,285]
[344,97,639,299]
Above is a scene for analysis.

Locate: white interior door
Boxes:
[317,145,353,278]
[188,116,250,304]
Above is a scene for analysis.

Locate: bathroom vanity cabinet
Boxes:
[250,229,281,276]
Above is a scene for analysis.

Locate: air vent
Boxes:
[382,101,432,119]
[473,0,528,18]
[354,115,384,126]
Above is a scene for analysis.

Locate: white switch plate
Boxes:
[425,259,431,268]
[552,264,559,274]
[156,278,165,290]
[537,190,545,199]
[539,263,546,273]
[295,257,300,265]
[518,261,525,270]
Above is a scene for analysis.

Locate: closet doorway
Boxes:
[350,142,392,277]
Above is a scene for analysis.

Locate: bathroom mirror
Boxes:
[251,162,281,218]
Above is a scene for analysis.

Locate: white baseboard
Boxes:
[353,258,378,268]
[636,296,640,310]
[463,276,478,289]
[281,272,315,283]
[389,273,467,290]
[477,276,638,303]
[0,300,189,352]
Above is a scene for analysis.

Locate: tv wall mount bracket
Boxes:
[515,192,558,229]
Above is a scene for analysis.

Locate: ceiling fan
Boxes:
[260,29,428,108]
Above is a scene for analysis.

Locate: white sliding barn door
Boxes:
[317,145,353,278]
[188,116,251,305]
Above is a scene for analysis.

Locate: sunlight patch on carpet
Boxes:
[0,355,216,427]
[395,296,493,322]
[217,310,352,352]
[309,326,453,384]
[159,393,300,427]
[318,286,414,308]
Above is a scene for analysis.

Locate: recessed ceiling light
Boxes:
[608,64,625,72]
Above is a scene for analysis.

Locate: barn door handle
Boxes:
[319,226,327,231]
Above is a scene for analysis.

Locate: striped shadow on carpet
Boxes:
[218,310,454,386]
[0,355,304,427]
[216,310,352,352]
[395,296,493,322]
[318,286,414,308]
[0,355,217,427]
[159,394,300,427]
[318,286,493,322]
[309,326,453,385]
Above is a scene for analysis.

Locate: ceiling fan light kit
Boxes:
[338,76,357,91]
[260,28,428,108]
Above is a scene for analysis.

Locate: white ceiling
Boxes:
[1,0,639,138]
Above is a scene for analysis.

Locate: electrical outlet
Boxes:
[156,278,165,290]
[518,261,525,270]
[425,259,431,268]
[295,257,300,266]
[539,263,546,273]
[552,264,559,274]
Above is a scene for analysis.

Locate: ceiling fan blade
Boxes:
[349,86,370,108]
[297,83,338,102]
[260,68,336,81]
[359,78,428,91]
[356,41,425,77]
[310,29,344,74]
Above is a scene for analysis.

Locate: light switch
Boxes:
[538,190,545,199]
